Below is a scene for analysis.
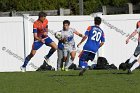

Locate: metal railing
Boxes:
[0,8,71,17]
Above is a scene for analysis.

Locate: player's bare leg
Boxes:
[70,51,76,61]
[21,49,36,72]
[65,51,76,71]
[49,42,57,49]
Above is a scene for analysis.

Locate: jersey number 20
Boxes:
[91,30,101,42]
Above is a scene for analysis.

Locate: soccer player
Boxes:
[57,40,71,70]
[60,20,84,71]
[20,12,57,72]
[57,40,64,70]
[77,17,105,76]
[126,20,140,74]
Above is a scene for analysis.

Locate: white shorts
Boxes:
[63,44,76,57]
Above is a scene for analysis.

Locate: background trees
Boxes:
[0,0,139,15]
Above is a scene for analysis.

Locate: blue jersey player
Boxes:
[77,17,105,76]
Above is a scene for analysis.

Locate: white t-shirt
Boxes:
[61,28,76,45]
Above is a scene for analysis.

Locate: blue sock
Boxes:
[45,48,56,59]
[79,60,88,68]
[22,56,30,67]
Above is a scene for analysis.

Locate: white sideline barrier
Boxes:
[0,14,140,72]
[0,17,25,72]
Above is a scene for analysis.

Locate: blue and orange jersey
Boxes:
[83,25,105,53]
[33,19,48,40]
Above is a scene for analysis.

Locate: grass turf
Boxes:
[0,70,140,93]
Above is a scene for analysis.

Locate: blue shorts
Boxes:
[79,51,95,68]
[32,37,54,50]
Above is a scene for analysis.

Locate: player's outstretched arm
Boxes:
[74,31,84,38]
[126,30,138,44]
[77,35,87,47]
[100,42,104,48]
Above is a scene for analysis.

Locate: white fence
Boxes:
[0,14,140,72]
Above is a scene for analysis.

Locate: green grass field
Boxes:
[0,70,140,93]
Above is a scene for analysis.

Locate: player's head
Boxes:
[136,21,140,28]
[63,20,70,31]
[94,17,101,25]
[38,12,46,22]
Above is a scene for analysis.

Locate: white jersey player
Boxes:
[60,20,84,71]
[126,21,140,73]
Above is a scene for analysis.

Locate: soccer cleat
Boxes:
[20,66,26,72]
[61,66,65,71]
[61,62,65,71]
[122,63,127,71]
[39,64,47,70]
[57,68,62,71]
[65,68,69,71]
[79,68,86,76]
[127,63,133,69]
[79,71,83,76]
[127,69,132,74]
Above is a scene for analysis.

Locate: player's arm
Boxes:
[77,35,87,47]
[33,24,45,43]
[74,31,84,38]
[100,42,104,48]
[77,26,91,47]
[126,30,138,44]
[33,32,45,43]
[43,19,49,37]
[100,31,105,48]
[33,33,45,43]
[43,25,48,37]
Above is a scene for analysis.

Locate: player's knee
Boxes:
[71,56,75,61]
[63,57,67,62]
[29,53,35,58]
[51,42,57,50]
[71,53,76,60]
[52,46,57,50]
[54,45,57,50]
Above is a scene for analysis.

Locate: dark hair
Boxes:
[63,20,70,25]
[94,17,101,25]
[136,21,140,28]
[38,12,46,18]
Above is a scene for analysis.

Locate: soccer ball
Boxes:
[55,31,62,39]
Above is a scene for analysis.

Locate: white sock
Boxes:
[129,55,137,64]
[130,62,140,72]
[62,62,65,68]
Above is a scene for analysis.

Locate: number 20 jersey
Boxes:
[83,26,105,53]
